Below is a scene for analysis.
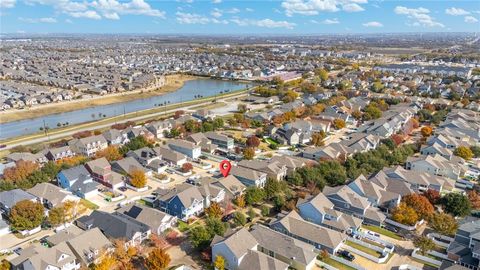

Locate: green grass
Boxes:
[362,225,402,240]
[265,138,280,145]
[177,220,191,232]
[321,257,356,270]
[80,199,99,210]
[411,257,440,268]
[345,240,382,258]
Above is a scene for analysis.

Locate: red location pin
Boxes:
[219,160,232,177]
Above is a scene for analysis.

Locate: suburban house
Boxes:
[68,135,108,157]
[111,157,152,177]
[323,185,386,226]
[127,147,167,173]
[9,242,81,270]
[209,175,246,199]
[230,166,267,188]
[0,188,37,215]
[211,228,261,270]
[205,132,234,150]
[447,217,480,269]
[197,182,226,208]
[237,160,288,181]
[85,157,125,190]
[193,109,215,121]
[153,183,204,221]
[187,133,217,153]
[57,165,99,199]
[302,143,350,161]
[45,146,76,161]
[66,228,113,267]
[348,175,401,210]
[297,192,362,233]
[102,129,129,145]
[270,211,346,254]
[76,210,151,246]
[420,143,454,160]
[406,154,466,180]
[153,147,188,166]
[269,155,311,174]
[27,183,80,209]
[168,139,201,159]
[6,152,48,164]
[145,120,172,138]
[117,203,177,234]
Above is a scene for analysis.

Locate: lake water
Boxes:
[0,79,249,140]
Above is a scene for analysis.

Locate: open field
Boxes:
[0,74,197,123]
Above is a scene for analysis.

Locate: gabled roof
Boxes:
[230,166,266,181]
[117,203,174,231]
[272,211,345,251]
[66,227,112,265]
[211,227,258,258]
[238,250,289,270]
[0,188,36,209]
[250,224,316,265]
[155,183,204,208]
[323,185,370,209]
[27,183,74,206]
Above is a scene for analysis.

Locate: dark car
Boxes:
[337,250,355,261]
[385,225,399,233]
[119,186,128,192]
[222,214,234,222]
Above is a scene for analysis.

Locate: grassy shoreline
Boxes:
[0,74,198,123]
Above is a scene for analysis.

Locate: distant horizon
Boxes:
[1,32,478,36]
[1,0,479,34]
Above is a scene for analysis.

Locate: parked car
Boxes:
[384,225,399,233]
[118,186,128,192]
[222,214,234,222]
[367,230,380,237]
[337,250,355,261]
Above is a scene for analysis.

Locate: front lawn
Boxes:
[362,225,402,240]
[345,240,382,258]
[321,257,356,270]
[80,199,99,210]
[265,138,279,145]
[177,220,191,232]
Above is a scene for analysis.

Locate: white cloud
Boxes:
[281,0,368,16]
[211,8,222,18]
[343,3,364,12]
[231,18,296,29]
[212,0,221,3]
[176,12,227,24]
[394,6,444,28]
[226,8,240,14]
[245,8,254,12]
[19,17,57,23]
[465,16,478,23]
[445,7,469,16]
[0,0,16,8]
[362,21,382,27]
[311,18,339,24]
[25,0,165,20]
[69,10,102,20]
[65,18,73,23]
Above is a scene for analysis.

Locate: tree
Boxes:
[3,160,39,184]
[247,207,256,219]
[111,239,135,270]
[363,104,382,120]
[10,200,44,231]
[93,254,117,270]
[430,213,458,236]
[95,145,123,161]
[454,146,474,160]
[245,187,266,205]
[233,212,247,227]
[246,136,260,148]
[391,134,404,146]
[402,194,434,220]
[205,217,227,237]
[0,260,11,270]
[333,118,346,130]
[145,248,171,270]
[318,249,330,261]
[129,168,147,188]
[205,202,223,218]
[470,146,480,158]
[414,236,435,255]
[423,189,441,205]
[237,103,248,113]
[261,205,270,216]
[311,131,326,146]
[443,193,472,217]
[468,190,480,209]
[391,202,419,226]
[48,205,67,227]
[189,226,212,248]
[420,126,433,137]
[315,68,329,81]
[234,195,246,209]
[282,90,299,103]
[182,163,193,173]
[243,147,255,160]
[214,255,225,270]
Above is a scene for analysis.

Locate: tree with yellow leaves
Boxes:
[145,248,171,270]
[214,255,225,270]
[205,202,223,218]
[129,168,147,188]
[95,145,123,161]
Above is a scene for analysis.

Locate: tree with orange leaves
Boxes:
[402,193,434,220]
[3,160,39,183]
[95,145,123,161]
[468,190,480,209]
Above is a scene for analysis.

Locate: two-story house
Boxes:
[168,139,201,159]
[230,166,267,188]
[57,166,99,199]
[85,158,125,190]
[153,183,204,221]
[68,135,108,157]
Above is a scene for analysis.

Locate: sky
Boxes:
[0,0,479,34]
